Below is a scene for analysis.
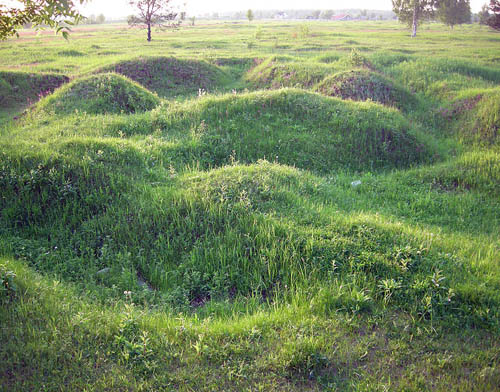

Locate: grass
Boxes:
[0,21,499,391]
[37,73,160,115]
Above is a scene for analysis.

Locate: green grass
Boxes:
[1,21,500,391]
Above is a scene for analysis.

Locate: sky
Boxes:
[79,0,488,19]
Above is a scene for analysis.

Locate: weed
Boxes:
[0,264,17,303]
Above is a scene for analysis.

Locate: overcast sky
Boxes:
[79,0,487,18]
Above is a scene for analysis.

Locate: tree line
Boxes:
[0,0,499,41]
[393,0,500,37]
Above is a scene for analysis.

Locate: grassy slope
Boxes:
[1,22,500,391]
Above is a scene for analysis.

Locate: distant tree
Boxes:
[436,0,471,28]
[0,0,86,40]
[370,12,377,19]
[320,10,334,19]
[487,0,500,29]
[190,16,195,26]
[478,3,491,24]
[312,10,321,19]
[212,12,219,19]
[97,14,106,24]
[361,9,368,16]
[180,12,186,21]
[392,0,437,37]
[128,0,181,42]
[247,9,254,22]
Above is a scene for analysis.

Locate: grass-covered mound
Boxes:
[419,150,500,197]
[0,71,69,107]
[37,73,160,115]
[100,57,228,98]
[385,58,500,99]
[314,69,417,110]
[439,87,500,145]
[150,89,434,172]
[245,57,342,89]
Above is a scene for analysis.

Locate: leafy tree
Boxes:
[312,10,321,19]
[478,3,491,24]
[320,10,334,19]
[487,0,500,29]
[392,0,437,37]
[247,9,254,22]
[96,14,106,24]
[128,0,181,42]
[190,16,195,26]
[436,0,471,28]
[0,0,86,40]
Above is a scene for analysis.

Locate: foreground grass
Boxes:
[2,257,500,391]
[1,21,499,391]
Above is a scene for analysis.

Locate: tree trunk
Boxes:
[412,3,418,37]
[147,23,151,42]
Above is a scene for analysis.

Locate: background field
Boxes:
[0,21,499,391]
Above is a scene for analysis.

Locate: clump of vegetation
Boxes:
[314,69,417,110]
[101,57,228,97]
[0,264,17,303]
[37,73,160,115]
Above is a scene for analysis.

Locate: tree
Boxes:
[128,0,181,42]
[96,14,106,24]
[247,9,254,22]
[312,10,321,19]
[392,0,437,37]
[320,10,334,19]
[478,3,491,24]
[436,0,471,28]
[0,0,86,40]
[487,0,500,30]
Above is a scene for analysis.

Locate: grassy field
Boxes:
[0,20,499,391]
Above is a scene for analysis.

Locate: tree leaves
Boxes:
[0,0,87,40]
